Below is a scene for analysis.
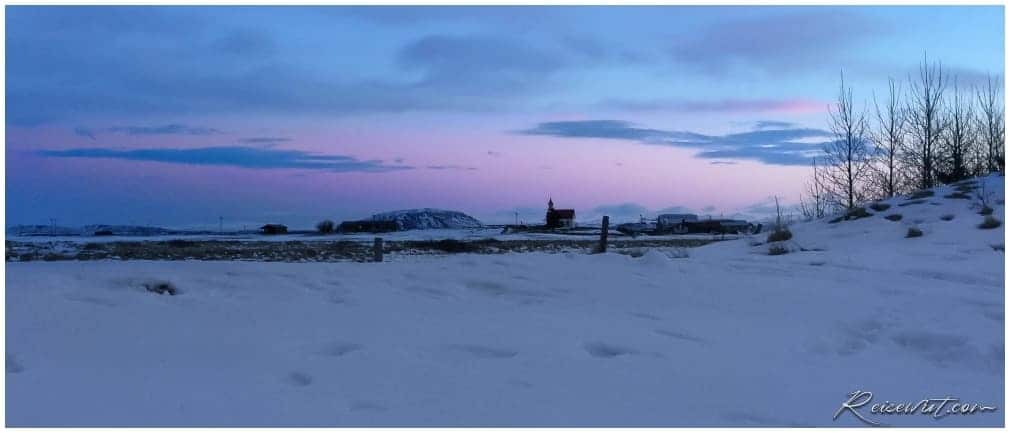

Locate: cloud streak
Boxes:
[670,9,881,74]
[518,119,831,165]
[599,98,826,114]
[75,124,222,140]
[40,146,412,172]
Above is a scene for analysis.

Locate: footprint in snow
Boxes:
[285,371,313,387]
[654,329,705,344]
[350,400,387,412]
[583,342,636,358]
[6,354,24,374]
[317,342,363,358]
[446,344,518,359]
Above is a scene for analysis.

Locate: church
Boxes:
[545,198,575,229]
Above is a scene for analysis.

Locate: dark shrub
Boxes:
[944,192,971,199]
[908,190,935,199]
[830,207,872,223]
[316,220,335,234]
[144,281,178,296]
[979,206,994,215]
[167,239,197,248]
[768,244,788,256]
[845,207,872,220]
[884,214,903,221]
[906,227,923,238]
[766,228,792,242]
[869,202,891,212]
[979,216,1002,229]
[992,243,1005,252]
[82,242,103,251]
[939,214,955,221]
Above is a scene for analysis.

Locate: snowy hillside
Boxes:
[5,176,1003,427]
[370,208,483,230]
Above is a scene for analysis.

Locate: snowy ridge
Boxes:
[370,208,483,230]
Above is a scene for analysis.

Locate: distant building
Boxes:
[657,213,698,228]
[260,224,288,235]
[337,220,399,233]
[545,198,575,229]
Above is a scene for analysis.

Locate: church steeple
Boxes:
[548,196,554,210]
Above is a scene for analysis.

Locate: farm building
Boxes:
[338,220,399,233]
[545,198,575,229]
[260,224,288,235]
[657,213,698,228]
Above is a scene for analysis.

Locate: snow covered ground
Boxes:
[5,176,1004,427]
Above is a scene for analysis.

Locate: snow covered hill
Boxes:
[5,176,1003,427]
[370,208,483,230]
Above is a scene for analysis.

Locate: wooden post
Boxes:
[598,216,609,253]
[373,237,384,262]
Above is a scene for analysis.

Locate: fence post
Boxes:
[598,215,609,253]
[373,237,384,262]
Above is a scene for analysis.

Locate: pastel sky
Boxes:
[6,6,1004,228]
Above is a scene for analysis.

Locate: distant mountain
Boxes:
[8,224,177,237]
[370,208,483,230]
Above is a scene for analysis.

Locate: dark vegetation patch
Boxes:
[944,192,971,200]
[884,214,903,222]
[766,228,793,243]
[979,206,994,216]
[768,244,789,256]
[906,227,923,238]
[828,207,872,223]
[144,280,178,296]
[6,237,720,262]
[869,202,891,212]
[940,214,955,221]
[316,220,335,234]
[979,216,1002,230]
[908,190,935,199]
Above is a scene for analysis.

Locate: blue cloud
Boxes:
[39,146,412,172]
[75,124,222,139]
[518,119,830,166]
[670,10,881,74]
[238,137,292,145]
[752,120,795,130]
[425,165,477,171]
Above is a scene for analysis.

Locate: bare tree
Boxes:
[976,74,1005,174]
[938,79,977,183]
[823,73,871,210]
[868,78,906,198]
[799,157,828,219]
[904,55,947,190]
